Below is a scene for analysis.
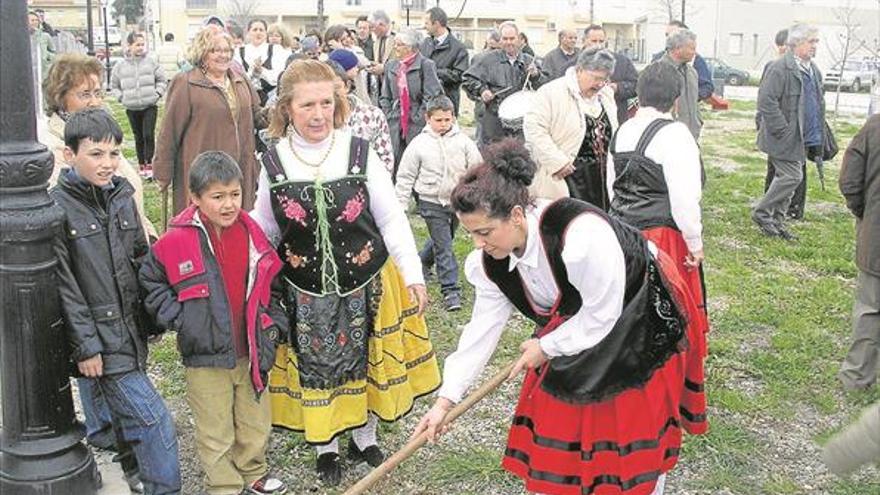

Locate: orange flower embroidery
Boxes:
[285,246,309,268]
[346,241,374,267]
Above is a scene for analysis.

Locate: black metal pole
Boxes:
[406,8,410,27]
[103,4,111,87]
[681,0,686,24]
[86,0,95,55]
[0,1,100,493]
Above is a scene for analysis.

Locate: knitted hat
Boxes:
[328,49,358,71]
[301,35,320,52]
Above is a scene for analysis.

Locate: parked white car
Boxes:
[824,59,878,93]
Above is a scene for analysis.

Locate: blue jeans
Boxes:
[77,377,115,443]
[417,199,460,296]
[98,370,181,494]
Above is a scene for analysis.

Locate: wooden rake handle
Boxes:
[342,360,516,495]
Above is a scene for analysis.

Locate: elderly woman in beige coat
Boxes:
[154,27,264,214]
[523,48,618,207]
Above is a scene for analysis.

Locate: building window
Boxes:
[400,0,427,9]
[346,0,362,5]
[753,33,759,55]
[186,0,217,9]
[728,33,743,56]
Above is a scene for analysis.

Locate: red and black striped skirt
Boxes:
[501,250,708,495]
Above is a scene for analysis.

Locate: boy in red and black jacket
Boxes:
[139,151,288,494]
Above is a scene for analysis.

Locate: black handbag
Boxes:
[821,119,838,161]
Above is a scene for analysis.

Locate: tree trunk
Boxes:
[834,31,851,116]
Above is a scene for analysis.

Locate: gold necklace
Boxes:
[287,129,336,168]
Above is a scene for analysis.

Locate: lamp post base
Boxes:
[1,432,99,495]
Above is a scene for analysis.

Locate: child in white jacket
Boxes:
[395,96,482,310]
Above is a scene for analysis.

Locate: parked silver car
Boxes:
[824,59,878,93]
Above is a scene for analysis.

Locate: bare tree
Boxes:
[317,0,325,33]
[651,0,699,24]
[826,1,862,115]
[225,0,262,31]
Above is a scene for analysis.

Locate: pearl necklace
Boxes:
[287,128,336,168]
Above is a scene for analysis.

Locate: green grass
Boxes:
[104,98,880,493]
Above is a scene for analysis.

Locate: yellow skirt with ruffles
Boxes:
[268,261,441,444]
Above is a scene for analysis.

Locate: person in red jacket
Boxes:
[139,151,288,494]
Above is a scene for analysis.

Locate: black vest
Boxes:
[262,136,389,296]
[609,119,678,231]
[240,44,276,106]
[483,198,686,404]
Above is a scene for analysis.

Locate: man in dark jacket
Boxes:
[753,24,824,240]
[838,114,880,391]
[656,29,703,139]
[542,28,579,80]
[421,7,469,116]
[52,109,180,494]
[463,21,546,146]
[583,24,639,124]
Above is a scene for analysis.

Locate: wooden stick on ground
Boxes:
[342,360,516,495]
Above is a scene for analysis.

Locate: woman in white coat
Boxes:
[523,48,618,207]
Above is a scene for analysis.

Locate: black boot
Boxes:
[316,452,342,486]
[347,437,385,467]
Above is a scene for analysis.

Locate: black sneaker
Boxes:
[347,437,385,467]
[316,453,341,486]
[444,293,463,312]
[123,471,144,494]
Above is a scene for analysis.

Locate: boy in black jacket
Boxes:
[52,108,180,494]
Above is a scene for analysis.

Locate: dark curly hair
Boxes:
[450,138,535,219]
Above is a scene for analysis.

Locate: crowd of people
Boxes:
[28,4,880,495]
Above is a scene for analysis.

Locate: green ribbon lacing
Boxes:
[303,179,339,294]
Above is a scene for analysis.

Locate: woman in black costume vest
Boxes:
[412,139,707,495]
[251,60,440,486]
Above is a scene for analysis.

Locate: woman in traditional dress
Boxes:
[608,63,709,424]
[251,59,440,486]
[524,48,618,207]
[413,139,708,495]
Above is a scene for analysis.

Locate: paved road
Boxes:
[724,85,871,117]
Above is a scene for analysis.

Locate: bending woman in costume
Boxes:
[251,59,440,486]
[413,139,708,495]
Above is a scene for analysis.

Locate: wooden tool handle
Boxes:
[342,361,516,495]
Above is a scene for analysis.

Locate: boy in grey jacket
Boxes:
[395,96,482,310]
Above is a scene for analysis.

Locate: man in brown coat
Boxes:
[838,114,880,390]
[153,64,264,214]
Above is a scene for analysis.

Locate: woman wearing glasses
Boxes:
[523,47,619,208]
[41,53,155,238]
[154,26,265,214]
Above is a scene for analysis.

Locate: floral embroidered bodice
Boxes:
[261,136,389,296]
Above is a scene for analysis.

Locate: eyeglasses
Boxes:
[74,90,105,101]
[210,47,233,54]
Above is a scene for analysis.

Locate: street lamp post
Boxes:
[86,0,95,54]
[102,1,111,87]
[403,0,413,27]
[0,2,100,493]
